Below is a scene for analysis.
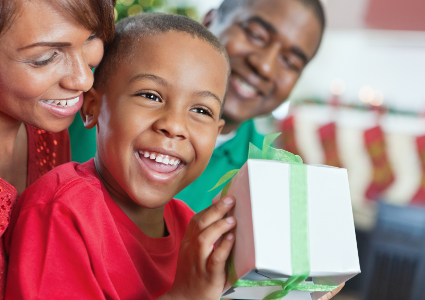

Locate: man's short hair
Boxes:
[217,0,325,32]
[94,13,230,89]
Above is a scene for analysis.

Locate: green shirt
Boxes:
[176,120,264,213]
[68,116,97,163]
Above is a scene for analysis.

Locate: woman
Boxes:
[0,0,115,295]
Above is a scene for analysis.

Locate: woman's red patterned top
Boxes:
[0,125,70,298]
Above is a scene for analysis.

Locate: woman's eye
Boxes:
[87,33,98,41]
[191,107,213,117]
[140,92,161,102]
[33,52,58,67]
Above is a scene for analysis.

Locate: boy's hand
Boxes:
[165,196,236,300]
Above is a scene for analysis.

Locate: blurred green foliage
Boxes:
[114,0,198,22]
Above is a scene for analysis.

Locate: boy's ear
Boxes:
[80,88,101,130]
[217,118,225,135]
[202,9,218,28]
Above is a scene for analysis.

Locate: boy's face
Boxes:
[89,32,227,209]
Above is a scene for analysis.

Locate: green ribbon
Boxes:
[234,280,339,299]
[211,133,336,299]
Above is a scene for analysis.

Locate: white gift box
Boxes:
[213,159,361,300]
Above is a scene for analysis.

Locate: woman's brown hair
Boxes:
[0,0,116,42]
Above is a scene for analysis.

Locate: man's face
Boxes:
[206,0,322,124]
[91,32,228,209]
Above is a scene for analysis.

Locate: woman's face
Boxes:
[0,0,104,132]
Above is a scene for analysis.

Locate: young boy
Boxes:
[4,13,236,300]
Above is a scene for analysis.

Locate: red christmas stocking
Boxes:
[317,122,343,168]
[411,135,425,204]
[364,126,395,200]
[279,115,301,156]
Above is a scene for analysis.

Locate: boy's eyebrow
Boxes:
[129,73,169,86]
[130,74,222,104]
[194,90,222,104]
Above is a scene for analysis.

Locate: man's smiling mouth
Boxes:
[230,74,261,99]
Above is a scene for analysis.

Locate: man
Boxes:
[176,0,325,212]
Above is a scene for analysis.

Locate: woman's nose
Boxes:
[59,52,94,92]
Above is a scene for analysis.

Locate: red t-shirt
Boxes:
[4,159,195,300]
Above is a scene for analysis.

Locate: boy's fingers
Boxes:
[183,208,209,242]
[207,232,235,274]
[193,196,235,236]
[196,216,236,260]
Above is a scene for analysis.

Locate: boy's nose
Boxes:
[153,112,189,140]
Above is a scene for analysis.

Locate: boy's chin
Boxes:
[129,188,180,209]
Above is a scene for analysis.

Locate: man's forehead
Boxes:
[233,0,322,59]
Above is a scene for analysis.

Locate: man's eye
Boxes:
[241,22,269,46]
[245,28,266,44]
[190,107,213,117]
[140,92,161,102]
[280,55,301,72]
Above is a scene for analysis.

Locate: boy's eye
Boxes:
[190,107,213,117]
[139,92,161,102]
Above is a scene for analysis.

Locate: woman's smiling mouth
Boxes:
[40,96,80,107]
[38,94,83,117]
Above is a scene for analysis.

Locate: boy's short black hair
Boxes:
[94,13,230,94]
[217,0,325,33]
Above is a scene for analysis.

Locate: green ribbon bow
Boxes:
[210,133,338,299]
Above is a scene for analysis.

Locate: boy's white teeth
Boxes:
[140,151,181,166]
[40,96,79,107]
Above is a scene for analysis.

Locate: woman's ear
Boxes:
[80,88,100,130]
[202,9,218,28]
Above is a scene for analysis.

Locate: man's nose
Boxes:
[59,51,94,93]
[247,42,280,81]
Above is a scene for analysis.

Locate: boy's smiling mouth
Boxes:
[137,150,183,175]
